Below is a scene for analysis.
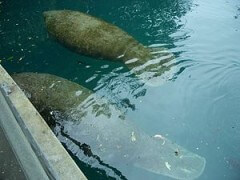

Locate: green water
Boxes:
[1,0,240,179]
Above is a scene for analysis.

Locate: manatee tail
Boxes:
[134,134,206,180]
[128,46,177,87]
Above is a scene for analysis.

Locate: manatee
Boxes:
[43,10,177,86]
[43,10,152,68]
[12,72,206,180]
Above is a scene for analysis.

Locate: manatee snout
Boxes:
[43,11,50,20]
[43,10,59,21]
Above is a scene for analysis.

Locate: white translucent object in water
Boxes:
[59,95,206,180]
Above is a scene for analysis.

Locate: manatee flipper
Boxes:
[12,73,206,179]
[129,46,177,87]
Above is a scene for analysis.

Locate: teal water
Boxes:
[1,0,240,179]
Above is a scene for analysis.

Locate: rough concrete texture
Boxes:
[0,91,49,180]
[0,65,87,180]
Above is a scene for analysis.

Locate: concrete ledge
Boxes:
[0,88,49,179]
[0,65,87,180]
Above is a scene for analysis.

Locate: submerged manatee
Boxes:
[12,73,206,180]
[43,10,177,86]
[43,10,152,68]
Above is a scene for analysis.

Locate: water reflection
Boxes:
[112,0,192,42]
[13,72,206,180]
[0,0,193,89]
[87,0,194,115]
[1,0,200,179]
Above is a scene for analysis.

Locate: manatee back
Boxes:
[12,73,92,112]
[43,10,151,62]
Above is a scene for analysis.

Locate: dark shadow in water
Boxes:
[40,108,127,179]
[57,122,128,180]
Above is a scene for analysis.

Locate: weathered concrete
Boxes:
[0,65,87,180]
[0,126,27,180]
[0,90,49,180]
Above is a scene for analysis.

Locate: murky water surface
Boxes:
[1,0,240,179]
